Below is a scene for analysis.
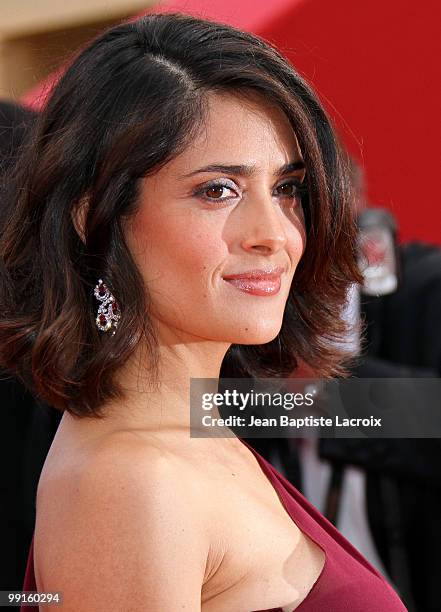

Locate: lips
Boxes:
[222,266,285,281]
[222,266,285,296]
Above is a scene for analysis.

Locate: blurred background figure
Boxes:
[0,100,35,173]
[0,99,38,232]
[0,99,63,590]
[317,157,441,612]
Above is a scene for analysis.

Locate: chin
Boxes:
[229,323,283,346]
[240,333,281,346]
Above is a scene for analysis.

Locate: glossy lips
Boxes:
[222,266,284,296]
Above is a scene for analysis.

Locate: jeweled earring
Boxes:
[93,278,121,335]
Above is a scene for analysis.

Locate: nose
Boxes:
[239,193,287,254]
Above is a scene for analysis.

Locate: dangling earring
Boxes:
[94,278,121,335]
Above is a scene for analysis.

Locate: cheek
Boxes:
[286,212,307,261]
[172,232,220,282]
[125,208,223,290]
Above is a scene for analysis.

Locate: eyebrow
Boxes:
[181,160,306,179]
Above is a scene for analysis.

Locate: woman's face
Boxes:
[124,92,306,346]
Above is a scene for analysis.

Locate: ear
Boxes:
[71,197,89,245]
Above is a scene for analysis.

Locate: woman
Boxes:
[0,12,407,611]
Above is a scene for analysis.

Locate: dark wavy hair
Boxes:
[0,12,362,418]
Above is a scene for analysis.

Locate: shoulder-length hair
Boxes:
[0,12,362,418]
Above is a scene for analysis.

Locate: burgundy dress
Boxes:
[21,438,407,611]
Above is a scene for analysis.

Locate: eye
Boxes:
[192,177,308,208]
[274,178,308,204]
[193,179,239,204]
[205,185,235,200]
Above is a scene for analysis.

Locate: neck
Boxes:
[102,321,232,435]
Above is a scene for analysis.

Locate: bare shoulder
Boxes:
[35,432,209,611]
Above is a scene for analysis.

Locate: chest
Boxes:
[199,460,326,612]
